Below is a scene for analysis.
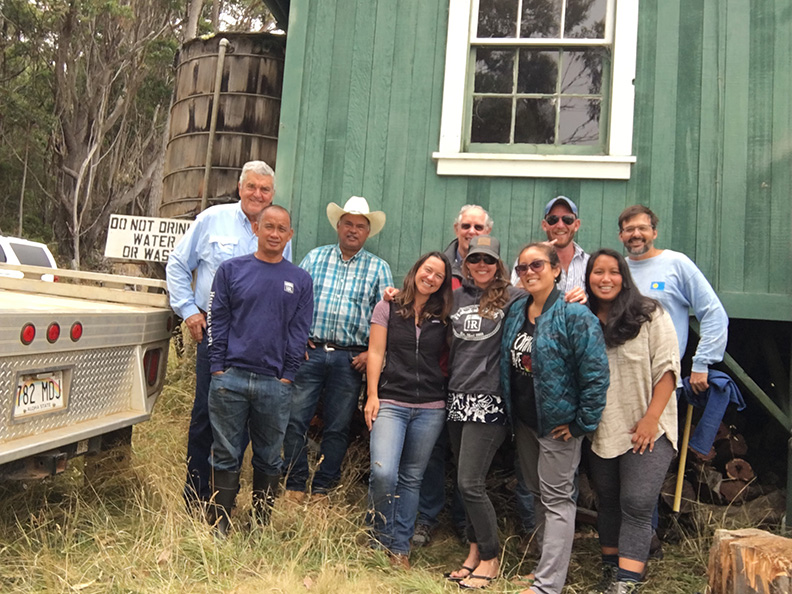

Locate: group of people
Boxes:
[166,160,729,594]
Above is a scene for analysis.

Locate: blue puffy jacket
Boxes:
[500,289,610,437]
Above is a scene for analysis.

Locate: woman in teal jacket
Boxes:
[500,242,609,594]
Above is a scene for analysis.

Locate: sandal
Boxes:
[511,573,535,587]
[444,565,476,582]
[459,574,496,590]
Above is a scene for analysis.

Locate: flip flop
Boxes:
[458,574,496,590]
[444,565,476,582]
[511,573,535,587]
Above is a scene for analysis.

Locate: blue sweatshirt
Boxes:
[207,254,314,381]
[627,250,728,374]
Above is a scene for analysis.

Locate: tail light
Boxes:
[47,323,61,343]
[143,348,162,387]
[21,323,36,345]
[70,322,83,342]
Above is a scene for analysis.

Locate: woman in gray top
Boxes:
[445,235,522,590]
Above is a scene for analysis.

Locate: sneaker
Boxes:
[648,532,664,560]
[605,581,641,594]
[412,524,432,548]
[588,564,618,594]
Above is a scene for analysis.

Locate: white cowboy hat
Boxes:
[326,196,386,237]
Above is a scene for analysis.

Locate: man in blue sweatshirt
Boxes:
[618,204,728,395]
[206,205,313,535]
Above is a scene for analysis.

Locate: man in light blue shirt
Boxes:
[511,196,589,292]
[619,205,728,394]
[166,160,291,509]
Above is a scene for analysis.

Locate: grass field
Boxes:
[0,345,718,593]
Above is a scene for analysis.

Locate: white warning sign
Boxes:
[105,215,193,263]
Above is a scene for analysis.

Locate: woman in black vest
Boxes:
[365,251,453,568]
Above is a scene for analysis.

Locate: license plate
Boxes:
[14,370,66,419]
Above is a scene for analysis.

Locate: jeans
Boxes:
[448,420,507,561]
[513,459,536,534]
[207,367,292,474]
[416,425,467,531]
[282,346,363,494]
[368,403,446,555]
[515,420,581,594]
[184,339,248,502]
[589,435,675,563]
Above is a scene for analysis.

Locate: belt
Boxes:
[313,341,367,353]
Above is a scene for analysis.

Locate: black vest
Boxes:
[378,302,447,405]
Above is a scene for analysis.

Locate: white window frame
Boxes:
[433,0,639,179]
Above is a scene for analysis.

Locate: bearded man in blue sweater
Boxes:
[206,205,313,535]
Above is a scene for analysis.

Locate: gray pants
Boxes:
[448,420,507,561]
[515,420,581,594]
[588,434,675,563]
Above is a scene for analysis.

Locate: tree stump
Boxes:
[708,528,792,593]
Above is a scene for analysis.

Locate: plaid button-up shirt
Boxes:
[300,244,393,347]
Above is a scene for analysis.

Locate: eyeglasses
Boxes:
[514,260,550,275]
[545,214,576,226]
[467,254,497,265]
[460,223,486,231]
[621,225,654,234]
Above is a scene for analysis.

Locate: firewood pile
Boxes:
[661,421,786,524]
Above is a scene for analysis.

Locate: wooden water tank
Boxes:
[160,33,284,219]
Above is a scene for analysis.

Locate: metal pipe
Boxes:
[200,38,230,213]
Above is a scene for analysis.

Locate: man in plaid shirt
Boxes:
[283,196,393,501]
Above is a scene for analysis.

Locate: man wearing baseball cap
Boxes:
[511,196,589,293]
[282,196,394,502]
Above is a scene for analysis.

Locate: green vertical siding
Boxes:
[277,0,792,321]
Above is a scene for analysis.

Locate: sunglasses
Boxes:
[545,214,576,226]
[514,260,550,275]
[460,223,486,231]
[467,254,497,265]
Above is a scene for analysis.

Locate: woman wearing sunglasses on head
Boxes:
[500,242,610,594]
[444,235,523,590]
[364,252,453,569]
[583,249,679,594]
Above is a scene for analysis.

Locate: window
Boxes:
[434,0,639,179]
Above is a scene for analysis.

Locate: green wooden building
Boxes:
[264,0,792,512]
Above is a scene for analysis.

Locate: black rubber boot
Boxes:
[209,469,240,537]
[251,471,280,526]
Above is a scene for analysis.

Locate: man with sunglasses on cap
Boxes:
[282,196,393,502]
[511,196,589,291]
[445,204,494,289]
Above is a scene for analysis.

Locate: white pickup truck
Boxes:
[0,262,172,479]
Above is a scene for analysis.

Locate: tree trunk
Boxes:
[708,528,792,593]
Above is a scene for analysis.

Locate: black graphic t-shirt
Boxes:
[509,312,538,429]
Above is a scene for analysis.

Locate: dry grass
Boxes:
[0,344,720,593]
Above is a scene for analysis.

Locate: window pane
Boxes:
[559,98,600,145]
[471,97,513,143]
[520,0,562,38]
[475,49,515,94]
[477,0,518,38]
[517,49,558,94]
[564,0,607,39]
[514,98,556,143]
[560,48,606,95]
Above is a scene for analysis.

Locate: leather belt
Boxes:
[313,341,366,353]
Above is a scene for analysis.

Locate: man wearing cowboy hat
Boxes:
[282,196,393,501]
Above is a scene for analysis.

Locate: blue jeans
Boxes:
[282,346,363,494]
[184,340,249,502]
[208,367,292,474]
[416,425,467,531]
[368,403,446,555]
